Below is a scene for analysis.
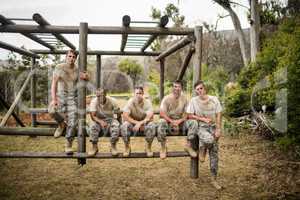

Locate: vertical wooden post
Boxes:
[96,54,101,88]
[192,26,203,87]
[190,136,199,178]
[31,58,37,127]
[159,58,165,102]
[78,22,88,165]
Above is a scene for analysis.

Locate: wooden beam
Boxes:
[0,71,33,127]
[78,22,88,165]
[30,58,37,127]
[96,55,101,88]
[192,26,203,87]
[0,95,25,127]
[32,13,76,50]
[177,45,195,80]
[31,49,160,56]
[0,41,40,58]
[0,151,189,159]
[155,36,193,61]
[120,15,131,51]
[190,136,199,179]
[0,15,55,50]
[159,58,165,102]
[0,24,194,35]
[140,15,169,52]
[0,127,187,136]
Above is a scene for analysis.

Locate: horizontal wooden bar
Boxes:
[156,36,194,61]
[0,151,189,159]
[32,13,76,50]
[36,121,57,126]
[0,41,40,58]
[0,126,186,136]
[31,49,160,56]
[0,24,194,35]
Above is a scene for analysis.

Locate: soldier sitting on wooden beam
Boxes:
[88,88,120,156]
[120,86,156,157]
[48,49,89,155]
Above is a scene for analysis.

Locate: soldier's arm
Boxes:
[160,110,173,123]
[122,112,140,125]
[214,112,222,139]
[143,111,154,124]
[50,75,59,106]
[90,112,107,127]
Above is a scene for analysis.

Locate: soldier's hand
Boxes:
[133,122,142,132]
[202,117,212,124]
[214,128,221,140]
[50,99,58,107]
[79,71,89,81]
[99,120,108,128]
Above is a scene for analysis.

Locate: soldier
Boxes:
[120,86,156,157]
[185,80,223,190]
[88,88,120,156]
[157,80,188,159]
[48,49,89,155]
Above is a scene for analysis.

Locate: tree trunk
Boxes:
[250,0,260,62]
[216,3,250,66]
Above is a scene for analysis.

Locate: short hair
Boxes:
[96,88,106,95]
[173,80,183,87]
[194,80,206,89]
[134,86,144,92]
[66,49,78,58]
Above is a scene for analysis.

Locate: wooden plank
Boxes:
[177,45,195,80]
[0,127,188,137]
[192,26,203,86]
[31,49,160,56]
[0,41,40,58]
[96,55,101,88]
[78,22,88,165]
[0,71,33,127]
[0,151,189,159]
[32,13,76,50]
[159,58,165,102]
[156,36,193,61]
[0,94,25,127]
[0,24,194,35]
[30,58,37,127]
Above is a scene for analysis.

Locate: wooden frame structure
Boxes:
[0,13,203,178]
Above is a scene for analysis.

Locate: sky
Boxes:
[0,0,252,60]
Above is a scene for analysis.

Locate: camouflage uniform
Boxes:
[186,95,222,177]
[48,63,78,142]
[88,96,120,144]
[157,93,188,142]
[120,97,156,144]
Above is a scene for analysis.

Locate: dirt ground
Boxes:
[0,113,300,200]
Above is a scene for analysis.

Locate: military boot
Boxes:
[145,142,153,157]
[88,143,98,156]
[199,147,206,162]
[184,145,197,158]
[54,122,66,138]
[160,141,167,159]
[211,177,222,190]
[65,140,73,155]
[123,143,131,157]
[111,143,118,156]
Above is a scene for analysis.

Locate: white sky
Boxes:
[0,0,252,60]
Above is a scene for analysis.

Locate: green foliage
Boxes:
[225,16,300,150]
[118,58,143,87]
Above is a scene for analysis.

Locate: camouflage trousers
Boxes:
[48,95,77,142]
[186,119,219,177]
[157,119,187,142]
[120,121,156,144]
[89,118,120,144]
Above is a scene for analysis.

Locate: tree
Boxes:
[118,58,143,87]
[213,0,250,66]
[249,0,261,62]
